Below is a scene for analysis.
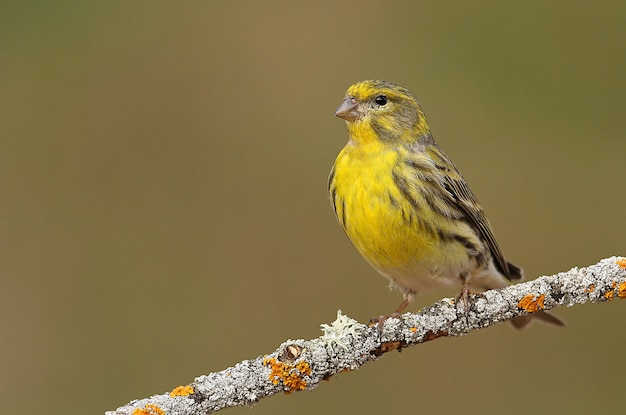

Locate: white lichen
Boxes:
[319,310,364,351]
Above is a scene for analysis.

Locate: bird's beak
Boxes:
[335,97,360,121]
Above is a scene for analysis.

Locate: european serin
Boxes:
[328,80,562,328]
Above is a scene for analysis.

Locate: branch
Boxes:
[107,256,626,415]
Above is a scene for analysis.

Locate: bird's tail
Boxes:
[510,310,565,329]
[505,261,523,281]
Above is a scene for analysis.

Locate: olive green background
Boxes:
[2,2,624,414]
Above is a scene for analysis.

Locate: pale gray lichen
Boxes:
[319,310,364,351]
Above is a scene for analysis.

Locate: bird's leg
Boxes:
[368,290,415,333]
[455,275,471,325]
[394,290,415,315]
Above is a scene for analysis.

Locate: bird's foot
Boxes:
[455,283,473,326]
[368,296,412,333]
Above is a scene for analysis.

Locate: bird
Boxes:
[328,80,562,328]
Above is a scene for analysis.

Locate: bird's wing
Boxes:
[437,154,520,281]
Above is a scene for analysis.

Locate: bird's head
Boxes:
[335,80,430,145]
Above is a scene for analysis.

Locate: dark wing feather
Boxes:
[436,154,521,281]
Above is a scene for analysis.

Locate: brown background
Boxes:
[1,2,625,414]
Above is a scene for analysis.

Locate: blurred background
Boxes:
[1,1,625,414]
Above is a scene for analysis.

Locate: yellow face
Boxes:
[335,80,430,145]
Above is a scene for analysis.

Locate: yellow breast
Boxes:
[330,142,440,270]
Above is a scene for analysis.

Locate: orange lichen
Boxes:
[132,404,165,415]
[517,294,546,313]
[263,356,310,394]
[586,284,595,293]
[605,291,614,301]
[618,282,626,299]
[170,385,194,397]
[616,258,626,269]
[409,327,417,333]
[295,360,311,376]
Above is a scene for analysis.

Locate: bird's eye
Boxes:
[374,95,388,106]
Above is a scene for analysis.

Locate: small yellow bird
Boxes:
[328,80,562,328]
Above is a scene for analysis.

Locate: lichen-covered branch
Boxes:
[107,257,626,415]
